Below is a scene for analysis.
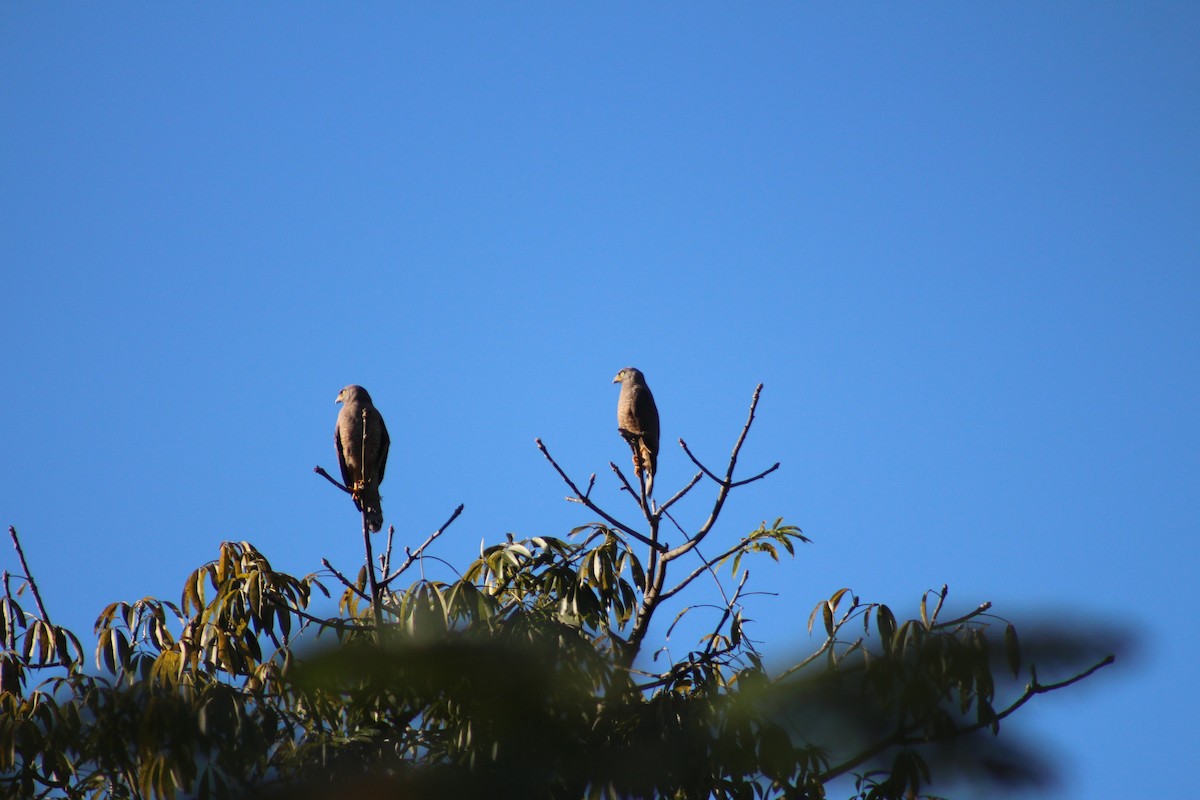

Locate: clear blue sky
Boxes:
[3,4,1197,798]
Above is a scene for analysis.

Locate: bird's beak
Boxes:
[612,375,620,384]
[335,392,342,403]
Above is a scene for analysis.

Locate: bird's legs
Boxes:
[618,428,646,477]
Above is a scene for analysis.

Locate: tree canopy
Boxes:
[0,385,1116,800]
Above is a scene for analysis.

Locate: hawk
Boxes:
[335,384,390,532]
[613,367,660,497]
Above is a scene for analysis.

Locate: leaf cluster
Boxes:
[0,387,1117,800]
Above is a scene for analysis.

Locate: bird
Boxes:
[613,367,660,497]
[335,384,390,532]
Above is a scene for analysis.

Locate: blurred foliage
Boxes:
[0,389,1118,800]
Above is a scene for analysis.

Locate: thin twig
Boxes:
[313,466,353,495]
[773,599,867,683]
[618,429,653,511]
[609,461,640,504]
[660,506,689,538]
[633,637,745,692]
[703,569,752,657]
[659,535,755,602]
[362,508,383,630]
[382,525,395,577]
[730,462,781,488]
[932,602,993,630]
[663,384,771,563]
[288,604,376,633]
[380,504,464,588]
[536,439,665,552]
[679,441,779,488]
[678,440,723,484]
[609,461,654,522]
[929,584,949,625]
[8,527,53,627]
[775,636,844,683]
[320,558,371,602]
[817,654,1116,783]
[658,471,703,515]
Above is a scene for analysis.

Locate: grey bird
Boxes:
[335,384,390,532]
[613,367,660,497]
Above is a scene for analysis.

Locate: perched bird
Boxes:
[613,367,660,497]
[335,384,390,532]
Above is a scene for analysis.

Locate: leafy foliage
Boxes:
[0,386,1115,800]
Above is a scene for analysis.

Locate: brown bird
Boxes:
[335,384,390,532]
[613,367,660,497]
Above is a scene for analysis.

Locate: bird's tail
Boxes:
[641,442,656,498]
[361,487,384,533]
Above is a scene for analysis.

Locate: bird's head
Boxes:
[613,367,643,385]
[336,385,371,404]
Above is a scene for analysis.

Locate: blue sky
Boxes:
[3,4,1197,797]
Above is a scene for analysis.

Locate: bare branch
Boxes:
[536,439,665,552]
[287,604,376,634]
[608,461,646,517]
[8,527,54,628]
[773,599,868,683]
[932,601,993,630]
[727,382,765,478]
[658,471,703,515]
[678,443,779,488]
[633,635,745,692]
[659,506,689,539]
[703,569,751,657]
[313,466,353,495]
[361,506,383,632]
[679,438,723,484]
[665,384,772,562]
[320,558,370,602]
[929,584,949,625]
[730,462,781,488]
[659,536,753,602]
[817,654,1117,784]
[380,504,465,588]
[381,525,395,577]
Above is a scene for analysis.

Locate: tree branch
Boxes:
[703,569,752,658]
[320,558,370,602]
[658,471,703,515]
[8,527,53,628]
[659,536,753,602]
[381,525,395,578]
[816,653,1116,784]
[665,384,772,563]
[608,461,651,522]
[362,506,383,632]
[313,466,353,495]
[380,504,464,589]
[535,439,665,552]
[287,604,376,634]
[931,601,993,630]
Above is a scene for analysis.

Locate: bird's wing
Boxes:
[335,412,355,487]
[375,410,390,484]
[634,385,660,457]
